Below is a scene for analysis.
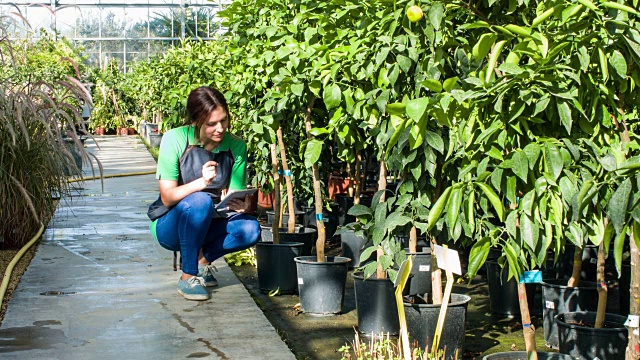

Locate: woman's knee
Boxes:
[232,216,261,246]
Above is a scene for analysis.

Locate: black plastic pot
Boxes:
[294,256,350,315]
[544,245,598,281]
[340,227,372,269]
[486,260,537,316]
[149,132,162,148]
[259,225,303,243]
[619,262,631,316]
[483,352,573,360]
[255,242,304,294]
[556,311,627,360]
[353,273,400,336]
[406,250,432,297]
[266,210,306,227]
[541,279,620,348]
[280,227,317,256]
[403,293,471,356]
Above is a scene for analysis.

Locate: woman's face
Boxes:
[199,107,229,146]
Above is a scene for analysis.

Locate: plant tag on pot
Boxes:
[625,315,639,328]
[419,265,430,272]
[298,278,303,285]
[433,245,461,275]
[545,301,555,309]
[519,270,542,284]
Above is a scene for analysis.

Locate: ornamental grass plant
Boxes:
[0,21,92,249]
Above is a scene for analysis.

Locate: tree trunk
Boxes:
[303,97,325,262]
[377,158,387,280]
[595,241,607,328]
[518,283,538,359]
[269,143,281,245]
[626,233,640,359]
[567,246,582,288]
[354,150,362,206]
[277,126,296,233]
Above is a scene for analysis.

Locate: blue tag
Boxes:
[520,270,542,284]
[284,170,292,177]
[277,170,283,175]
[316,213,324,221]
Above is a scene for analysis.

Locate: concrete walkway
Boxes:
[0,136,296,360]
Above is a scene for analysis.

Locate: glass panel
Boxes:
[76,9,100,38]
[124,8,148,38]
[55,7,79,38]
[24,7,54,34]
[100,8,125,38]
[148,8,172,38]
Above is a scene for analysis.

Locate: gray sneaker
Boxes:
[198,264,218,287]
[177,276,209,301]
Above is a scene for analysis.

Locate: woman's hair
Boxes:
[185,86,230,135]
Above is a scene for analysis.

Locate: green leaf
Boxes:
[512,151,529,183]
[360,246,377,266]
[468,237,491,278]
[506,211,518,238]
[634,221,640,251]
[386,103,406,116]
[609,50,628,78]
[520,213,539,251]
[291,83,304,97]
[533,95,550,116]
[557,99,572,134]
[428,2,445,31]
[347,204,372,217]
[498,63,524,75]
[523,143,541,169]
[608,178,632,234]
[614,225,628,277]
[477,182,505,222]
[323,83,342,110]
[425,130,444,154]
[428,185,453,230]
[447,187,463,232]
[406,97,429,122]
[309,80,322,97]
[421,79,443,93]
[545,143,564,180]
[472,33,497,60]
[304,138,323,168]
[384,213,412,232]
[396,55,412,73]
[443,77,459,91]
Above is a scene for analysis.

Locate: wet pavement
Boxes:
[0,136,295,359]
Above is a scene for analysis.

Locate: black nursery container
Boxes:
[255,241,304,294]
[353,273,400,336]
[340,227,372,269]
[556,311,628,360]
[294,256,350,315]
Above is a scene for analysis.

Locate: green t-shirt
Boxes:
[149,125,248,239]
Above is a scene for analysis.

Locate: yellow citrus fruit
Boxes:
[407,5,424,23]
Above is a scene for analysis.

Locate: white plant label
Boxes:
[433,245,462,275]
[590,258,597,264]
[419,265,430,272]
[625,315,640,328]
[298,278,304,285]
[545,301,555,309]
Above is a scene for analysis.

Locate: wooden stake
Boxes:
[626,232,640,359]
[303,97,325,262]
[518,282,538,359]
[567,246,582,288]
[377,157,387,280]
[269,143,281,245]
[595,241,607,328]
[409,226,417,254]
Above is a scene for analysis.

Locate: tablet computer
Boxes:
[216,188,258,210]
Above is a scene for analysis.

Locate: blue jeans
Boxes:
[155,192,260,276]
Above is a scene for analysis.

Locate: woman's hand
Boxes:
[226,194,251,213]
[202,161,217,186]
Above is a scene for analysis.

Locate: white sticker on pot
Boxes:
[298,278,304,285]
[433,245,462,275]
[590,258,597,264]
[625,315,639,328]
[419,265,431,272]
[545,301,555,309]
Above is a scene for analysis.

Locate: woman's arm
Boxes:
[159,160,217,207]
